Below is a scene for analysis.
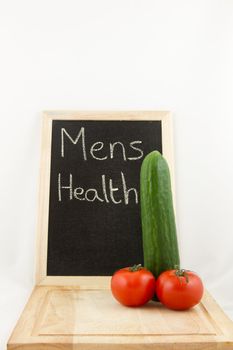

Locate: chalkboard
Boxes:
[37,113,173,279]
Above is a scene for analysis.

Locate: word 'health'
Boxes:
[58,172,138,205]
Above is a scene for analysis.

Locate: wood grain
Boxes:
[8,287,233,350]
[35,290,218,336]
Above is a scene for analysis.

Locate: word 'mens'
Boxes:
[58,172,138,205]
[61,127,143,161]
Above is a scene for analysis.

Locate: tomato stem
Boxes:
[175,268,189,283]
[129,264,142,272]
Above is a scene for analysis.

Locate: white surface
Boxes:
[0,0,233,349]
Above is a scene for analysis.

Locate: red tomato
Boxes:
[156,269,204,310]
[111,264,156,306]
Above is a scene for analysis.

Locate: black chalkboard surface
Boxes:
[47,118,163,276]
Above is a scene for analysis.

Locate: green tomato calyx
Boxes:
[174,268,189,283]
[129,264,143,272]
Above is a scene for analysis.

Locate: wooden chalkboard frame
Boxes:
[8,112,233,350]
[35,111,174,287]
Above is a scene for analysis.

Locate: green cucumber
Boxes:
[140,151,180,278]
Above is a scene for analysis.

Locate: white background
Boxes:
[0,0,233,348]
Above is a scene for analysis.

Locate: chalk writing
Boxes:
[61,127,143,161]
[58,126,143,205]
[58,172,138,205]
